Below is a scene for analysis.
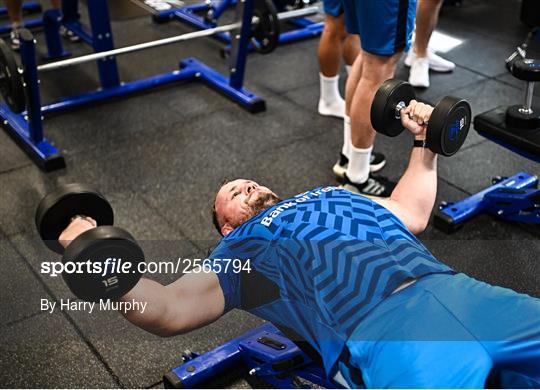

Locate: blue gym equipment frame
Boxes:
[435,172,539,232]
[435,115,540,232]
[152,0,324,50]
[0,1,43,35]
[163,322,341,388]
[0,0,265,171]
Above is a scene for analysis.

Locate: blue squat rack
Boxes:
[0,1,43,35]
[0,0,265,171]
[152,0,324,50]
[163,323,340,389]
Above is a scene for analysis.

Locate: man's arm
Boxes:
[59,221,225,337]
[373,101,437,235]
[120,272,225,337]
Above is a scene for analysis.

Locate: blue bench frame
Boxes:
[164,322,340,388]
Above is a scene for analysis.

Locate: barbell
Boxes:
[0,0,318,113]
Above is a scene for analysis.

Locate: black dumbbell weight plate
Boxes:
[63,226,145,302]
[427,96,471,156]
[251,0,279,54]
[35,183,114,254]
[371,79,415,137]
[0,38,25,113]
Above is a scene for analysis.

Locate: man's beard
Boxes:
[237,192,282,227]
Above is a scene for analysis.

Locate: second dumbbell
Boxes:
[370,79,472,156]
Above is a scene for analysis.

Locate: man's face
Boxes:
[214,179,281,236]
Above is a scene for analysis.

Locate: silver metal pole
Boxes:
[36,6,319,72]
[520,81,535,114]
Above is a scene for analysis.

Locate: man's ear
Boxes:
[221,223,234,236]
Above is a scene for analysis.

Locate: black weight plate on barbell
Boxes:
[427,96,471,156]
[251,0,279,54]
[36,183,114,254]
[63,226,144,302]
[0,38,25,113]
[370,79,415,137]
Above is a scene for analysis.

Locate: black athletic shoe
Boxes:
[332,151,387,179]
[341,173,396,198]
[369,151,386,173]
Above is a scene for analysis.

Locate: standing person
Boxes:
[405,0,455,88]
[334,0,417,196]
[317,0,359,119]
[6,0,79,50]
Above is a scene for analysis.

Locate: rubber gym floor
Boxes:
[0,0,539,388]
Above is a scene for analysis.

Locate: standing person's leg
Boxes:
[342,34,359,75]
[318,0,360,119]
[318,13,347,118]
[332,51,363,178]
[406,0,455,88]
[340,0,416,197]
[6,0,23,50]
[51,0,81,42]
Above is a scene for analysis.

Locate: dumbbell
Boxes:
[370,79,472,156]
[506,58,540,130]
[35,183,145,302]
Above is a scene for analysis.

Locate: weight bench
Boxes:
[434,58,540,232]
[163,322,341,388]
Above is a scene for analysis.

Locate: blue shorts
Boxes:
[342,0,416,55]
[339,273,540,388]
[322,0,343,17]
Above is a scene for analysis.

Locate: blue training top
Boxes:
[210,186,454,376]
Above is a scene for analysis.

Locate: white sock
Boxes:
[341,115,351,159]
[319,73,342,103]
[346,144,372,184]
[346,65,352,75]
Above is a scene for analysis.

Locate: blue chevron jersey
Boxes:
[210,186,454,376]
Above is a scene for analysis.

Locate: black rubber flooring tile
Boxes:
[40,75,234,157]
[0,130,33,174]
[246,44,320,94]
[0,165,55,237]
[497,72,540,99]
[0,311,119,388]
[438,0,530,45]
[430,22,520,78]
[132,119,344,243]
[393,60,486,104]
[450,78,534,116]
[437,136,540,195]
[9,234,77,299]
[66,306,263,388]
[0,236,51,326]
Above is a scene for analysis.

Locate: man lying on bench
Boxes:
[56,101,540,388]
